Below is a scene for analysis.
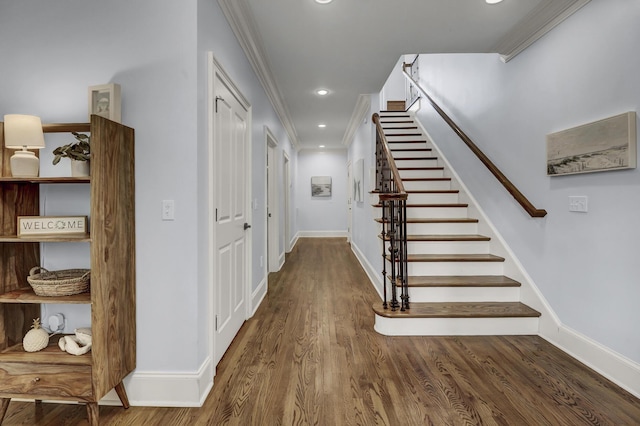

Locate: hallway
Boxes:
[4,238,640,425]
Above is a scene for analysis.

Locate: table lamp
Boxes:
[4,114,45,177]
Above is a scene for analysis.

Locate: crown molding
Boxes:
[342,94,372,147]
[217,0,299,148]
[492,0,591,62]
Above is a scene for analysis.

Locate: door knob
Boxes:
[244,223,251,230]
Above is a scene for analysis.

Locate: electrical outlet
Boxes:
[569,196,588,212]
[162,200,175,220]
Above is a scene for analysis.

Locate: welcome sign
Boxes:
[18,216,88,237]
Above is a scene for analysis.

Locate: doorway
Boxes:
[208,54,252,368]
[266,129,279,272]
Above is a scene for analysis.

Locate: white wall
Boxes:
[296,150,348,235]
[1,0,296,405]
[0,0,201,373]
[348,96,385,294]
[409,0,640,365]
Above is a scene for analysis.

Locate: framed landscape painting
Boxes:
[547,111,636,176]
[311,176,331,197]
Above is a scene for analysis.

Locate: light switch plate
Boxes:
[162,200,175,220]
[569,196,588,212]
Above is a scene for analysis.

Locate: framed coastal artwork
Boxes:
[311,176,331,197]
[546,111,636,176]
[353,158,364,202]
[88,83,121,122]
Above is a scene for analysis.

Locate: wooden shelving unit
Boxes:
[0,116,136,425]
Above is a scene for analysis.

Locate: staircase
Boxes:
[372,110,541,336]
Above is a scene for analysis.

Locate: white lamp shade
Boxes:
[4,114,45,149]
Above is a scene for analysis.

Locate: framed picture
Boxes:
[353,158,364,202]
[547,111,637,176]
[311,176,331,197]
[88,83,121,122]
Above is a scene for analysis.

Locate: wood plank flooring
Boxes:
[3,238,639,425]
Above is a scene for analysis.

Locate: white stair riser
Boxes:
[406,286,521,303]
[406,206,467,218]
[395,159,439,168]
[406,193,459,204]
[408,222,478,234]
[398,169,444,179]
[376,222,479,235]
[406,240,490,255]
[386,135,425,142]
[404,261,504,276]
[374,316,539,336]
[390,150,433,158]
[404,180,451,191]
[387,142,429,150]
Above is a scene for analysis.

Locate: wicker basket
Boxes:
[27,267,90,297]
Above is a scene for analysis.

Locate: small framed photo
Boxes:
[88,83,121,122]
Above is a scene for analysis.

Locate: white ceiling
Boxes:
[218,0,590,150]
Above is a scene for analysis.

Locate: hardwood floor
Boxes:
[4,238,639,425]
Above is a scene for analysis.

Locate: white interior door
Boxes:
[213,76,249,367]
[267,139,279,272]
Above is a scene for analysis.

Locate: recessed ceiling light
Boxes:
[319,145,325,148]
[318,124,327,128]
[486,0,503,4]
[315,0,333,4]
[316,89,329,96]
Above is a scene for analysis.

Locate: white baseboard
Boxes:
[296,230,348,238]
[542,325,640,399]
[290,233,299,250]
[100,357,214,407]
[350,241,383,300]
[279,252,285,270]
[251,276,267,316]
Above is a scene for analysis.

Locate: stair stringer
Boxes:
[408,112,560,336]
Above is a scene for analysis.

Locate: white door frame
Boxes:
[347,160,353,243]
[283,151,291,252]
[207,53,253,370]
[265,127,280,272]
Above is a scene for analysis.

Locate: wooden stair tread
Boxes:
[390,148,432,151]
[406,190,459,194]
[408,234,489,241]
[387,140,427,143]
[373,203,468,208]
[372,302,541,319]
[372,189,459,194]
[376,218,479,223]
[397,167,444,171]
[407,275,521,287]
[402,177,450,181]
[379,234,490,242]
[381,126,417,130]
[402,254,505,262]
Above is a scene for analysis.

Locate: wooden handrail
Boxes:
[43,123,90,133]
[401,64,546,218]
[372,113,407,200]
